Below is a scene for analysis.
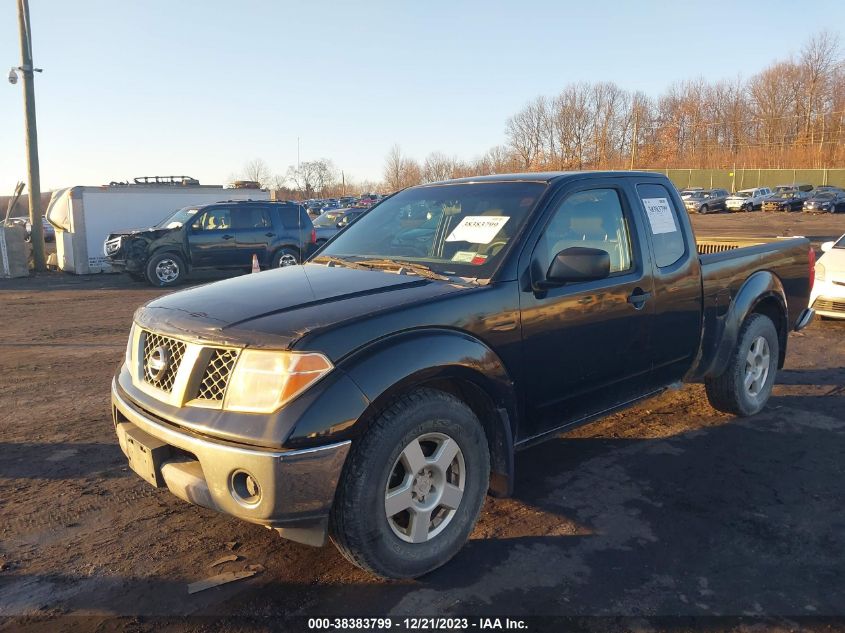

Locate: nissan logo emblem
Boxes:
[146,345,171,382]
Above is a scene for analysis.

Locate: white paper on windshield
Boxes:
[642,198,677,234]
[445,216,509,244]
[451,250,476,262]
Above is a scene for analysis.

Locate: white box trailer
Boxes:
[45,183,269,274]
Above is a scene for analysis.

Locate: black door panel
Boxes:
[518,182,655,439]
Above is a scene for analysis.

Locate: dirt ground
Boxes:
[1,213,844,632]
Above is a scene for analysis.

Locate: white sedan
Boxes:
[811,234,845,318]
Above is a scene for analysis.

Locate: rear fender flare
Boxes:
[707,270,787,377]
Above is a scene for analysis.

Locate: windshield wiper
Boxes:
[312,255,372,271]
[353,258,451,281]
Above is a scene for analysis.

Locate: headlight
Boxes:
[223,350,333,413]
[815,263,826,281]
[125,324,135,367]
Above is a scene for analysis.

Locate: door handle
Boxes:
[627,288,652,310]
[265,232,276,238]
[222,234,233,240]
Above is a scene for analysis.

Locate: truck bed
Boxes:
[691,236,812,380]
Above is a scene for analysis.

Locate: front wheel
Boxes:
[330,388,490,579]
[144,252,186,287]
[704,313,779,416]
[699,205,709,214]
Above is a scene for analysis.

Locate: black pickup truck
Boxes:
[111,171,815,579]
[104,200,315,286]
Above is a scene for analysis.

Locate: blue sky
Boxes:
[1,0,843,191]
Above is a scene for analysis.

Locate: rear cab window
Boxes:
[635,183,687,268]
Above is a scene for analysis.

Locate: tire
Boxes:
[144,252,186,287]
[330,388,490,579]
[704,313,779,417]
[271,247,300,268]
[699,205,709,214]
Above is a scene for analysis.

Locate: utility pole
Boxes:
[629,107,639,170]
[16,0,46,271]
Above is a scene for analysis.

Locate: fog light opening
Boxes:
[231,470,261,505]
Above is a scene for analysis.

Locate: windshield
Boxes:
[157,206,199,228]
[314,211,345,227]
[318,181,547,279]
[734,191,752,198]
[687,191,707,199]
[814,193,835,200]
[835,235,845,248]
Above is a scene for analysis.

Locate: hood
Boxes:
[819,248,845,274]
[108,226,176,240]
[134,263,473,350]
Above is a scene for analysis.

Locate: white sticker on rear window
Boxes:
[445,216,509,244]
[642,198,677,234]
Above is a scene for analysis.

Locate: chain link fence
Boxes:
[639,168,845,191]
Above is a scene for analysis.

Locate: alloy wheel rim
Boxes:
[744,336,771,397]
[155,259,179,283]
[385,432,465,544]
[278,254,297,267]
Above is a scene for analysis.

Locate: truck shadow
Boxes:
[0,442,126,479]
[2,400,843,622]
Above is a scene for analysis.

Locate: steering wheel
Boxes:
[484,240,509,258]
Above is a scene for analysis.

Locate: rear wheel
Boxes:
[705,313,779,416]
[271,247,299,268]
[330,388,490,579]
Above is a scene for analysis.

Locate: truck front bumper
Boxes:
[112,378,350,546]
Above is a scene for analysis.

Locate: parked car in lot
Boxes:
[803,190,845,213]
[726,187,772,212]
[774,183,814,194]
[679,188,703,199]
[762,190,811,212]
[306,201,325,219]
[682,188,729,213]
[112,171,814,579]
[104,201,316,286]
[22,217,55,242]
[313,207,367,244]
[810,234,845,318]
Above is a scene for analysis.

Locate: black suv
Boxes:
[105,201,315,286]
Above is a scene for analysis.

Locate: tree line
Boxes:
[238,31,843,196]
[383,31,844,190]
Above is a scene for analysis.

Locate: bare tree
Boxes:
[383,145,422,191]
[240,158,272,187]
[422,152,457,182]
[286,159,338,198]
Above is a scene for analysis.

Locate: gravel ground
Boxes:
[1,212,844,632]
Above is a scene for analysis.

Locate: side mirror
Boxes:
[821,241,834,253]
[539,247,611,288]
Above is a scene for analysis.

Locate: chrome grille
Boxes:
[196,349,239,401]
[698,242,740,255]
[813,298,845,313]
[142,332,186,392]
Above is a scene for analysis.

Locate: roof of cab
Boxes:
[419,171,667,186]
